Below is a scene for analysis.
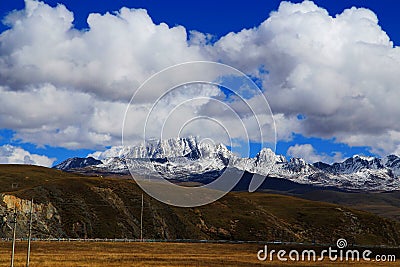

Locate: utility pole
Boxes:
[26,198,33,267]
[10,209,17,267]
[140,193,143,241]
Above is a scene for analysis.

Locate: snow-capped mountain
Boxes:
[54,157,102,171]
[93,137,232,161]
[55,137,400,191]
[314,155,385,174]
[383,155,400,176]
[315,154,400,178]
[308,155,400,191]
[94,137,232,179]
[93,138,317,180]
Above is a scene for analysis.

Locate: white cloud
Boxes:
[287,143,343,164]
[0,84,126,149]
[0,145,55,167]
[1,0,400,158]
[0,0,213,149]
[88,146,123,160]
[0,1,232,151]
[210,1,400,156]
[0,0,207,101]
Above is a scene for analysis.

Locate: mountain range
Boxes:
[54,137,400,192]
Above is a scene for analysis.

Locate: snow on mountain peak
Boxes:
[94,137,234,161]
[383,154,400,176]
[54,157,102,170]
[61,137,400,191]
[289,157,307,165]
[353,154,376,161]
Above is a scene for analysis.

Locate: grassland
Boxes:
[300,190,400,222]
[0,165,399,265]
[0,241,398,266]
[1,165,400,245]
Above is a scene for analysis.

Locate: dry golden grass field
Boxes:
[0,241,398,266]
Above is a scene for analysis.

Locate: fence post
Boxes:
[10,209,17,267]
[26,198,33,267]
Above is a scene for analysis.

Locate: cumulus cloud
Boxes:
[0,84,126,149]
[0,0,211,149]
[1,0,400,158]
[0,0,207,101]
[211,1,400,156]
[1,0,256,153]
[0,145,55,166]
[287,143,344,163]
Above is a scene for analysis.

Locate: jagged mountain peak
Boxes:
[352,154,377,161]
[129,137,201,159]
[255,148,286,163]
[256,147,274,157]
[53,157,102,170]
[289,157,307,165]
[383,154,400,176]
[318,154,385,175]
[383,154,400,165]
[94,137,233,161]
[55,138,400,191]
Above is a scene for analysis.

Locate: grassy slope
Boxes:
[301,190,400,222]
[0,165,400,246]
[1,241,398,267]
[0,164,86,192]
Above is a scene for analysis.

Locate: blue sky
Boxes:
[2,0,400,43]
[1,0,400,166]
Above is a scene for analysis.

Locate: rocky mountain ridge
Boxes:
[54,137,400,191]
[54,156,102,170]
